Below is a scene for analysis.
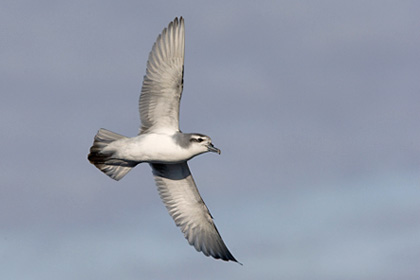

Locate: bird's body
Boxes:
[100,132,202,163]
[88,17,239,263]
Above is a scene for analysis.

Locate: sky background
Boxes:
[1,1,420,279]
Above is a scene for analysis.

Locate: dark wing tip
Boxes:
[213,247,242,265]
[172,16,184,29]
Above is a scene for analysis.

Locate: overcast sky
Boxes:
[1,1,420,279]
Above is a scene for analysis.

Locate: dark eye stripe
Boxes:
[189,137,204,143]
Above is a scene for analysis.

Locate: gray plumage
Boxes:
[139,17,185,133]
[151,162,237,262]
[88,17,239,263]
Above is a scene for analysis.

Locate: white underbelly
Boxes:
[111,134,192,163]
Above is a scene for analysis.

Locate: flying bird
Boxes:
[88,17,239,263]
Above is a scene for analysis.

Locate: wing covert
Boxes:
[150,162,238,263]
[139,17,185,133]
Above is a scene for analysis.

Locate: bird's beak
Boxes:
[207,143,221,154]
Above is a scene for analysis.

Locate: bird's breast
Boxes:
[118,133,193,163]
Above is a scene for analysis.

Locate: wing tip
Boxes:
[214,249,242,265]
[173,16,184,23]
[192,241,241,264]
[227,256,243,265]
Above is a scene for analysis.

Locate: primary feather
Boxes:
[88,17,239,263]
[139,17,185,133]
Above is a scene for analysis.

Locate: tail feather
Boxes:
[88,128,137,181]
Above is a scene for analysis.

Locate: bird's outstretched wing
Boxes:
[139,17,185,133]
[150,162,239,263]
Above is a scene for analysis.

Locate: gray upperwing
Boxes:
[150,162,239,263]
[139,17,185,133]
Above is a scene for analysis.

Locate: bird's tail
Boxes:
[88,128,137,181]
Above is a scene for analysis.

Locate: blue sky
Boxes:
[1,1,420,279]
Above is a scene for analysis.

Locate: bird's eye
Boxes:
[189,137,204,143]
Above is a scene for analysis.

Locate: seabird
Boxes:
[88,17,239,263]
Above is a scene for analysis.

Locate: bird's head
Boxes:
[189,134,221,155]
